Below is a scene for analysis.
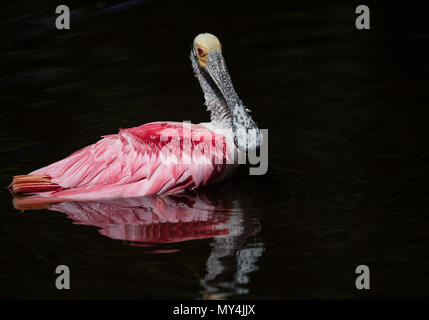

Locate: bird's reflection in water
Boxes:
[199,199,264,299]
[13,191,264,298]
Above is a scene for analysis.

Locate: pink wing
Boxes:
[24,122,230,201]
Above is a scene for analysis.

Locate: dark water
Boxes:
[1,0,429,299]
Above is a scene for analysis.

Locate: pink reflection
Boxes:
[13,194,233,244]
[13,192,264,297]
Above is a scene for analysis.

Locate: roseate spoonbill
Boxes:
[10,33,261,201]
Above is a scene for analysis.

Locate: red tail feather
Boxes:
[9,175,62,194]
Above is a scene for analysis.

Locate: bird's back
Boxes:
[10,122,231,201]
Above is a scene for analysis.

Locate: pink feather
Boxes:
[10,122,231,201]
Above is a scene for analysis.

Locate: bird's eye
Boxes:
[197,48,204,56]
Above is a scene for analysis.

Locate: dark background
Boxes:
[1,0,429,299]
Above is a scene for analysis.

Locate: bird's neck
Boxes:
[191,53,261,151]
[216,86,261,153]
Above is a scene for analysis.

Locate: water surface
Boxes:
[1,0,429,299]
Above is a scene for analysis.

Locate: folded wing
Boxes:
[11,122,229,201]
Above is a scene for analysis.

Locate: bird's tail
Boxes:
[9,175,62,194]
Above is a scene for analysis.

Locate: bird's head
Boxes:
[190,32,237,125]
[190,33,261,152]
[193,33,222,68]
[190,33,232,103]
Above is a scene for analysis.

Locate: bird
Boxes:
[9,33,262,201]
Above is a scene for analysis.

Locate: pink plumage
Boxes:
[10,122,231,201]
